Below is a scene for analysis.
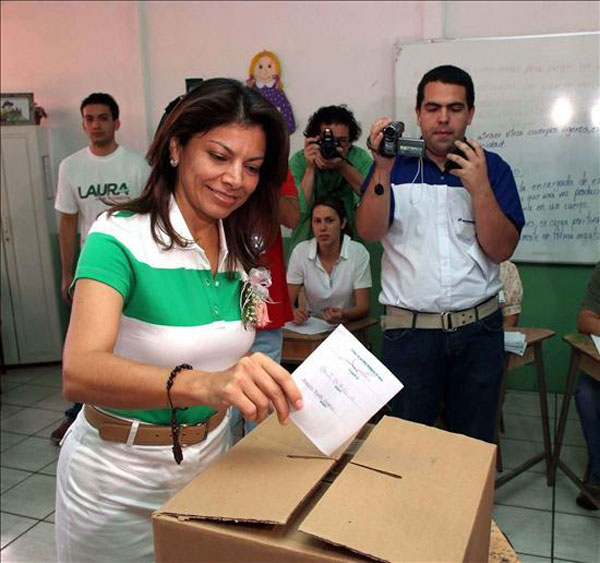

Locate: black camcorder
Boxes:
[379,121,425,158]
[317,128,341,160]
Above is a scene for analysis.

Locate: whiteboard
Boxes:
[394,33,600,264]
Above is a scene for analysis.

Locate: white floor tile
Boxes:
[1,384,58,408]
[44,511,55,523]
[554,444,593,481]
[0,432,27,452]
[0,436,60,472]
[32,390,70,413]
[0,512,38,549]
[26,367,63,389]
[555,392,586,422]
[558,416,587,447]
[554,512,600,562]
[517,555,552,563]
[493,505,552,558]
[0,377,22,393]
[1,467,32,494]
[0,408,63,435]
[0,474,56,519]
[0,521,56,562]
[502,390,556,419]
[34,419,66,439]
[0,404,21,420]
[497,438,548,475]
[502,413,553,444]
[554,474,600,520]
[39,460,58,477]
[494,471,553,511]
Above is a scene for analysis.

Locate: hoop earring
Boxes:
[169,157,179,167]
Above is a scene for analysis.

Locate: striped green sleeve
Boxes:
[74,232,134,302]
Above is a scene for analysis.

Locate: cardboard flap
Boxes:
[299,417,496,562]
[350,416,494,480]
[157,416,337,525]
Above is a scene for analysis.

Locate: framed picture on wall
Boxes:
[1,93,35,125]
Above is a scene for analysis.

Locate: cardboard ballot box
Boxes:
[153,415,496,562]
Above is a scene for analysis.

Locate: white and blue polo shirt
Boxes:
[74,197,255,425]
[363,151,525,313]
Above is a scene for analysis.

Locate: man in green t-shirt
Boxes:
[288,105,373,254]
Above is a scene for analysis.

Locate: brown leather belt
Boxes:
[84,404,227,446]
[381,295,499,332]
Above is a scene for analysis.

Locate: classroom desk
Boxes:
[548,333,599,508]
[281,317,377,364]
[495,327,555,489]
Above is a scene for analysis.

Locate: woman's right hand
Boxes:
[208,353,303,425]
[293,307,309,325]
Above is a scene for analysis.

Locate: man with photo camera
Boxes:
[356,65,524,443]
[288,105,372,253]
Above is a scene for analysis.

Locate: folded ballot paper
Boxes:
[290,325,403,456]
[504,330,527,356]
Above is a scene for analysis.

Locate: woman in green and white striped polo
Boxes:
[55,78,303,563]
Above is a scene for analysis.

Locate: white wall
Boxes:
[2,0,599,199]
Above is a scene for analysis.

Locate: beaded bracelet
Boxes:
[166,363,193,464]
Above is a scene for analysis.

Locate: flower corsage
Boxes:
[240,267,273,329]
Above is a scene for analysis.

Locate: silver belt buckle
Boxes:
[441,312,457,332]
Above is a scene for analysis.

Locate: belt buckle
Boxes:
[441,312,457,332]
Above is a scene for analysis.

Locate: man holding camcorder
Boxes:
[356,65,525,443]
[288,105,372,253]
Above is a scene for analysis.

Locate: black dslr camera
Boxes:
[379,121,425,158]
[318,128,341,160]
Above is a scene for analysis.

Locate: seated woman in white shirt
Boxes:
[287,197,371,325]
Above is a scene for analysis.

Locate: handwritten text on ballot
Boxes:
[289,325,403,456]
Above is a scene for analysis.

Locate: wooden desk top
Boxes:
[505,327,555,345]
[563,333,600,361]
[282,317,378,342]
[563,333,600,382]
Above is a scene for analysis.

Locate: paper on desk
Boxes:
[284,316,335,335]
[504,331,527,356]
[289,325,403,456]
[592,334,600,356]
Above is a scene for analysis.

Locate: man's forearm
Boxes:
[355,165,391,242]
[339,161,366,195]
[279,196,300,229]
[300,166,317,205]
[472,187,519,263]
[577,309,600,336]
[59,214,78,276]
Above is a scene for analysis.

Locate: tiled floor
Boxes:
[1,364,599,562]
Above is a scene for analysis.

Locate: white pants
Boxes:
[55,409,230,563]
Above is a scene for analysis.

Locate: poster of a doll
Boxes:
[247,50,296,134]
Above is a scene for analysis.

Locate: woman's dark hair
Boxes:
[109,78,289,274]
[303,105,361,143]
[310,196,353,239]
[416,65,475,110]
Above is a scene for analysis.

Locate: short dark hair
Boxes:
[80,93,120,120]
[416,65,475,110]
[110,78,289,274]
[304,105,362,143]
[311,196,353,239]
